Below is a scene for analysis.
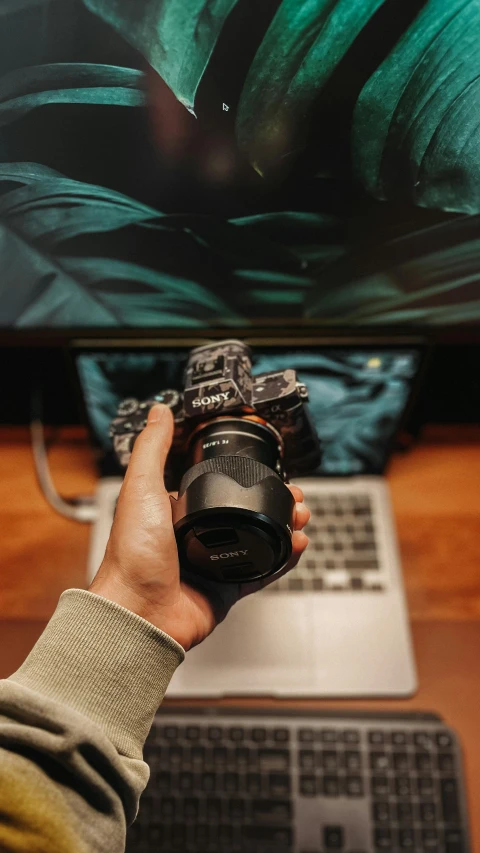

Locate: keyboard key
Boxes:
[436,731,454,749]
[229,798,245,820]
[190,744,205,762]
[322,750,338,771]
[299,750,315,770]
[223,772,239,793]
[441,779,461,823]
[391,731,408,746]
[445,829,465,853]
[185,725,200,740]
[213,746,227,764]
[178,772,194,792]
[374,828,393,849]
[160,798,176,819]
[229,727,244,742]
[399,828,415,849]
[393,752,409,772]
[183,798,199,820]
[371,776,390,796]
[170,823,185,848]
[345,750,362,770]
[368,731,385,745]
[395,775,412,797]
[342,729,360,744]
[415,751,432,771]
[243,825,293,847]
[414,731,432,749]
[370,752,390,771]
[208,726,223,741]
[252,727,267,742]
[373,802,391,823]
[419,802,436,823]
[351,577,363,590]
[235,746,250,767]
[155,771,171,792]
[438,752,455,772]
[298,728,315,743]
[397,802,414,823]
[300,775,317,797]
[269,773,291,796]
[320,729,338,744]
[417,775,434,796]
[259,749,290,771]
[218,825,233,846]
[164,725,178,740]
[200,772,216,792]
[422,828,439,849]
[252,800,292,823]
[206,797,222,820]
[147,824,163,844]
[274,728,290,743]
[194,824,209,845]
[345,776,363,797]
[346,559,379,570]
[246,773,262,795]
[323,776,340,796]
[324,826,344,849]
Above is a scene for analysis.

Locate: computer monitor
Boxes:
[0,0,479,337]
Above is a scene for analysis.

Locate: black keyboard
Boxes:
[268,493,386,594]
[127,710,470,853]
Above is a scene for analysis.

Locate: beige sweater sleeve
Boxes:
[0,589,185,853]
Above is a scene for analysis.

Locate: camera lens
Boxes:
[170,417,295,583]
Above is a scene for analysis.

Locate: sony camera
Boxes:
[110,340,321,584]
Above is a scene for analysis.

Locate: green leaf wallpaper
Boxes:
[0,0,479,328]
[82,0,240,113]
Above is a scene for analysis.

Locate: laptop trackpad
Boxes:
[167,594,314,697]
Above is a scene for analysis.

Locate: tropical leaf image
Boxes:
[353,0,480,215]
[0,0,479,329]
[305,215,480,324]
[0,163,239,327]
[82,0,240,113]
[0,63,145,130]
[235,0,385,177]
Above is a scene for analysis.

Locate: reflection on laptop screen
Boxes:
[76,348,420,476]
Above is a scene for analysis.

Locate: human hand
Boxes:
[90,404,310,651]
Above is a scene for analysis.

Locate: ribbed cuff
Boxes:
[9,590,185,759]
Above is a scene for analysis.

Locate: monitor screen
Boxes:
[1,1,479,329]
[76,347,421,475]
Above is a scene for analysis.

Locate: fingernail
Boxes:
[147,404,166,424]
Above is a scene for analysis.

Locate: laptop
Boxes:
[72,336,426,698]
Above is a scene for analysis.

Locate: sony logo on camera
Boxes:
[192,391,231,408]
[210,550,249,560]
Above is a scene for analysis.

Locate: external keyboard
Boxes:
[126,710,470,853]
[269,493,386,593]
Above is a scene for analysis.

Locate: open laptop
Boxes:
[73,336,426,698]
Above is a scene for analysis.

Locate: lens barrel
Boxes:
[170,418,295,583]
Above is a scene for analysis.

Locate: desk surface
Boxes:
[1,426,479,845]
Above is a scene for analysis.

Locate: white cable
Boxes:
[30,418,98,523]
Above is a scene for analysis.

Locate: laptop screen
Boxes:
[75,346,421,476]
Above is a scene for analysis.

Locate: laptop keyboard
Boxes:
[268,492,386,594]
[127,711,470,852]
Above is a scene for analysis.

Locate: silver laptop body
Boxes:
[79,339,423,698]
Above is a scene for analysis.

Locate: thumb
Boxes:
[124,404,174,490]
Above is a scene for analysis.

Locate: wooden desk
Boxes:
[1,426,479,844]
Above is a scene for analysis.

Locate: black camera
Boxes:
[110,340,321,584]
